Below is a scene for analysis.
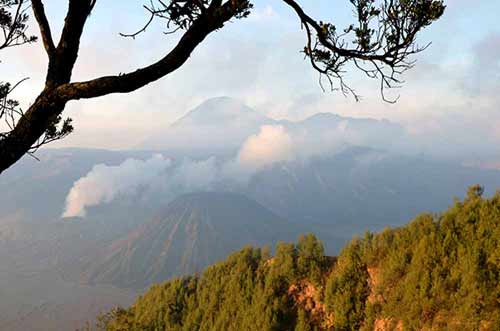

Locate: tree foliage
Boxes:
[360,185,500,330]
[325,240,369,330]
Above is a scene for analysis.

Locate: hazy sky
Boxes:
[1,1,499,159]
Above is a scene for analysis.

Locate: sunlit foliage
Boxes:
[98,186,500,330]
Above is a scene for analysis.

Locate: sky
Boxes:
[1,0,499,163]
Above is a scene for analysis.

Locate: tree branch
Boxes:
[55,1,242,101]
[282,0,445,102]
[31,0,55,56]
[46,0,95,87]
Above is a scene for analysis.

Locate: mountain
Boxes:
[81,192,294,289]
[245,147,500,244]
[286,112,406,151]
[172,97,269,127]
[141,97,406,155]
[99,187,500,331]
[141,97,273,154]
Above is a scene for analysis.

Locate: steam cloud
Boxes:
[62,124,345,218]
[62,154,170,218]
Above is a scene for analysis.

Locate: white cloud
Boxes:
[237,125,293,169]
[247,5,278,22]
[160,157,218,193]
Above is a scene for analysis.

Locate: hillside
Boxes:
[81,192,294,289]
[97,186,500,330]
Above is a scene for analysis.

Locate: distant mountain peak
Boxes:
[172,97,270,128]
[195,96,245,107]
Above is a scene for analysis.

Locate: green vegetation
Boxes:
[98,186,500,330]
[359,185,500,330]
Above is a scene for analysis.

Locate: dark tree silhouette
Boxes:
[0,0,445,174]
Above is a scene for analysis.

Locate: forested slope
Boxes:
[97,186,500,331]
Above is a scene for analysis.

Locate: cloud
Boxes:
[400,32,500,162]
[152,157,218,194]
[237,125,293,169]
[247,5,278,22]
[461,32,500,98]
[220,125,295,183]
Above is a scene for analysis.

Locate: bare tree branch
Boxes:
[31,0,55,56]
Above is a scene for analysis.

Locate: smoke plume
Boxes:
[62,154,170,218]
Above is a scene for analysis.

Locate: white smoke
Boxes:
[62,156,222,218]
[62,154,170,218]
